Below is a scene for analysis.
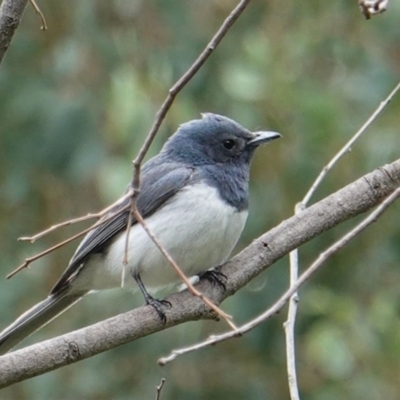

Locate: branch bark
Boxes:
[0,0,28,66]
[0,158,399,388]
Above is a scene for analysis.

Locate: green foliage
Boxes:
[1,0,399,398]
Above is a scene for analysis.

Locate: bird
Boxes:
[0,113,281,354]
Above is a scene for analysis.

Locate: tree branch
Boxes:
[0,158,399,387]
[159,186,400,364]
[0,0,28,66]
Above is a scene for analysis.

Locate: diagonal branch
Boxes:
[160,186,400,364]
[131,0,251,193]
[0,158,399,387]
[303,80,400,205]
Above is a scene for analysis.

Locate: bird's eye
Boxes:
[222,139,236,150]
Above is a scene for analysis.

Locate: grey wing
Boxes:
[50,163,195,294]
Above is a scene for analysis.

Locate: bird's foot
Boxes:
[199,268,227,291]
[134,272,171,323]
[146,296,171,324]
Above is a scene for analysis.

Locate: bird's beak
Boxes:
[247,131,282,146]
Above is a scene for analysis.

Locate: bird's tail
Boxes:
[0,288,86,355]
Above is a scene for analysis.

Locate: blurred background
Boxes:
[1,0,400,398]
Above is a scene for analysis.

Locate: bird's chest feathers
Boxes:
[162,183,248,247]
[103,183,248,288]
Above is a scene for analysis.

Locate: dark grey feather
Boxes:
[0,288,85,354]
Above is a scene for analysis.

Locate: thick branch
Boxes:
[0,0,28,66]
[0,159,399,387]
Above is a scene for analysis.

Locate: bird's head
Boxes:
[163,113,281,166]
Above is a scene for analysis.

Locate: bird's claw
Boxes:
[199,269,227,291]
[146,297,171,324]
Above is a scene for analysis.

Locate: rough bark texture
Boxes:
[0,0,28,66]
[0,159,399,387]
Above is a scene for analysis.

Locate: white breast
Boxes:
[77,183,248,292]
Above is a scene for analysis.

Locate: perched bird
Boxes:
[0,113,280,354]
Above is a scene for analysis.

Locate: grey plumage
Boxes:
[0,113,280,354]
[0,288,85,353]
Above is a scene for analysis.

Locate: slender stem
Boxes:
[155,378,166,400]
[284,204,303,400]
[28,0,47,30]
[19,189,133,243]
[303,81,400,205]
[131,0,251,193]
[7,203,130,279]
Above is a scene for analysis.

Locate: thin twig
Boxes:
[19,189,134,243]
[131,0,251,194]
[284,203,304,400]
[125,0,250,260]
[7,203,130,279]
[122,207,133,265]
[155,378,166,400]
[131,204,237,330]
[302,81,400,205]
[120,206,133,288]
[158,187,400,365]
[19,214,101,243]
[28,0,47,30]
